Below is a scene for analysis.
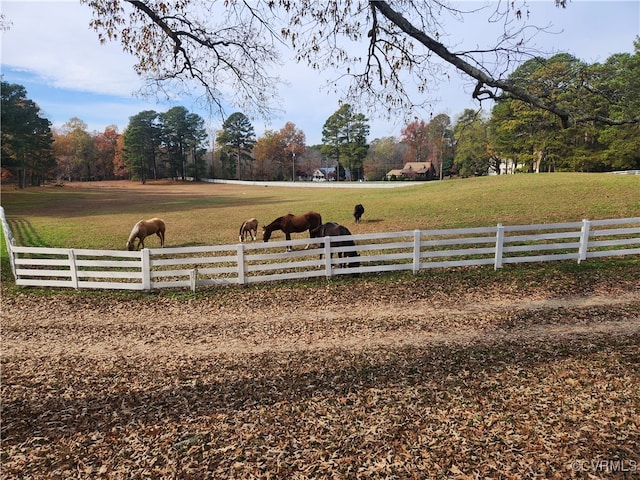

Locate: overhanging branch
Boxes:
[371,1,575,127]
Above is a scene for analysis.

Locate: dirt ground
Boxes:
[2,268,640,478]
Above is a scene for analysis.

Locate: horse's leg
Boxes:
[285,232,292,252]
[304,230,313,250]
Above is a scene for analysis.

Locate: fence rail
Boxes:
[1,207,638,292]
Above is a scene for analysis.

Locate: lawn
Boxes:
[2,174,639,252]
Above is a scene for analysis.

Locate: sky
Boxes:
[1,1,638,145]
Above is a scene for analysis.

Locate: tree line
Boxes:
[2,44,638,187]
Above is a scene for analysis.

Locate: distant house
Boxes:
[385,169,404,180]
[312,168,336,182]
[386,162,435,180]
[488,158,518,175]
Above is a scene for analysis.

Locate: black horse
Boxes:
[316,222,360,268]
[353,204,365,223]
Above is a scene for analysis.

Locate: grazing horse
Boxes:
[317,222,360,268]
[126,218,165,250]
[262,211,322,250]
[239,218,259,242]
[353,204,365,223]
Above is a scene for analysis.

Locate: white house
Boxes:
[312,168,336,182]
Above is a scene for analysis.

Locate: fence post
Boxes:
[578,219,591,264]
[190,268,198,292]
[412,229,421,274]
[68,249,79,289]
[494,224,504,270]
[141,248,151,290]
[237,244,246,285]
[324,237,333,278]
[0,206,17,280]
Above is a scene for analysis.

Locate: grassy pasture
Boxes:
[2,174,639,254]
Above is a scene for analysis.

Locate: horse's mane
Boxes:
[267,215,287,227]
[127,223,141,243]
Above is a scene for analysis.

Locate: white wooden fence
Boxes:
[1,207,639,292]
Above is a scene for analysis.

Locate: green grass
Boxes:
[1,173,639,288]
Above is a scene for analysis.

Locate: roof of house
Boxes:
[386,162,434,178]
[402,162,432,174]
[313,168,336,176]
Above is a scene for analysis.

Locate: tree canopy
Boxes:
[216,112,257,180]
[81,0,639,128]
[1,82,55,187]
[322,104,370,181]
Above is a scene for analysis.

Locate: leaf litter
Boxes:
[2,268,639,478]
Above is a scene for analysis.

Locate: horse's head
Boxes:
[126,240,135,251]
[262,226,271,242]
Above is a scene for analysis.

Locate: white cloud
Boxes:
[1,1,142,96]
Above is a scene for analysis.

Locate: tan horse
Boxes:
[239,218,259,242]
[126,218,166,250]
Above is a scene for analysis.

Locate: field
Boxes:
[2,173,639,252]
[2,175,640,478]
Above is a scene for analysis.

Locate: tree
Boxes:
[428,114,451,180]
[589,42,640,170]
[487,53,631,173]
[112,134,127,179]
[280,122,306,181]
[453,110,491,177]
[253,130,283,180]
[122,110,161,183]
[216,112,256,180]
[83,0,637,128]
[321,104,369,181]
[365,136,406,181]
[1,82,55,187]
[94,126,120,181]
[161,106,208,181]
[253,123,305,181]
[401,119,429,164]
[56,118,95,182]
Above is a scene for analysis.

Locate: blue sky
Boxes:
[1,1,638,145]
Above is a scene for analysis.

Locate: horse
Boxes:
[126,218,165,251]
[239,218,258,242]
[316,222,360,268]
[353,204,365,223]
[262,211,322,250]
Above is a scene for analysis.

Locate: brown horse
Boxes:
[239,218,259,242]
[262,211,322,250]
[126,218,165,250]
[316,222,360,268]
